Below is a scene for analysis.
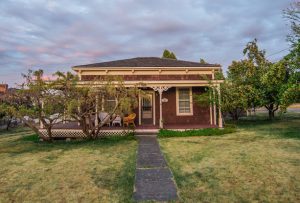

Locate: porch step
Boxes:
[135,132,157,136]
[135,130,158,136]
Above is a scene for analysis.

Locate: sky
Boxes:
[0,0,293,87]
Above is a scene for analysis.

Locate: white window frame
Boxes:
[176,87,193,116]
[104,96,116,112]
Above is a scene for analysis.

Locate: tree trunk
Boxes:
[23,119,50,141]
[268,110,275,120]
[229,111,239,121]
[6,119,11,131]
[265,104,277,120]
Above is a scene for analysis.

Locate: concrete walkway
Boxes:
[133,135,178,201]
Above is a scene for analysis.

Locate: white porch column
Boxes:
[209,91,213,125]
[159,90,163,128]
[101,96,104,111]
[217,84,223,128]
[95,95,99,127]
[212,70,217,126]
[138,92,141,125]
[152,86,170,128]
[77,100,80,126]
[39,100,44,129]
[213,88,217,125]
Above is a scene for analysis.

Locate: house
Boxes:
[72,57,224,129]
[0,84,8,95]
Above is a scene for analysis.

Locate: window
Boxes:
[104,96,116,112]
[176,87,193,116]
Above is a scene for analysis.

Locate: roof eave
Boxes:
[72,66,221,72]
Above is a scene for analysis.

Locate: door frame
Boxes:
[139,91,155,125]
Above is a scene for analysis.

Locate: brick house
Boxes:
[72,57,224,128]
[0,84,8,95]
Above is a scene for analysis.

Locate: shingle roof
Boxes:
[73,57,220,68]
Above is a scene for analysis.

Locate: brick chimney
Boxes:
[0,84,8,94]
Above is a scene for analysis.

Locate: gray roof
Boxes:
[73,57,220,68]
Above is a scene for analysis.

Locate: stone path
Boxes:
[133,135,178,201]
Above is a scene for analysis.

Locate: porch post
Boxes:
[209,91,213,125]
[138,92,141,125]
[63,108,66,124]
[151,86,170,129]
[217,84,223,128]
[95,95,99,127]
[212,70,217,126]
[39,100,44,129]
[159,90,163,128]
[77,100,80,126]
[213,88,217,125]
[101,96,104,111]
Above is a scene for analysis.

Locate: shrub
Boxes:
[158,127,236,138]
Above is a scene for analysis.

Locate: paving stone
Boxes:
[135,168,173,182]
[133,179,178,201]
[137,155,167,168]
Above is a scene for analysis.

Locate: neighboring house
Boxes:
[72,57,224,128]
[0,84,8,96]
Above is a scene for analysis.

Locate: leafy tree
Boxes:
[227,59,262,111]
[162,49,177,59]
[284,2,300,45]
[0,101,16,131]
[280,40,300,110]
[260,60,289,118]
[1,70,65,141]
[200,58,208,64]
[56,72,142,139]
[220,82,249,120]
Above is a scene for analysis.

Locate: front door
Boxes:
[141,93,153,125]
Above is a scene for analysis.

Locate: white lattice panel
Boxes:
[39,129,133,138]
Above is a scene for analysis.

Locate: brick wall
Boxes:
[0,84,8,94]
[161,87,210,125]
[134,87,210,126]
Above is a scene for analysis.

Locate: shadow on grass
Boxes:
[1,134,136,156]
[90,144,136,202]
[227,114,300,139]
[0,127,33,136]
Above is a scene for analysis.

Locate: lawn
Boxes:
[159,114,300,202]
[0,129,137,202]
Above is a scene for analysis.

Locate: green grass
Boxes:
[159,113,300,202]
[158,126,236,138]
[0,128,137,202]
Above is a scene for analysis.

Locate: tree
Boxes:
[260,60,289,118]
[56,72,142,139]
[162,49,177,59]
[2,70,65,141]
[227,59,262,111]
[284,2,300,45]
[200,58,208,64]
[241,39,288,119]
[0,102,15,131]
[280,40,300,110]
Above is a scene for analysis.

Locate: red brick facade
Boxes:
[0,84,8,94]
[133,87,211,126]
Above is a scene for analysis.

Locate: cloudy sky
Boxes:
[0,0,292,86]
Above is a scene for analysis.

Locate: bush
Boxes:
[158,127,236,138]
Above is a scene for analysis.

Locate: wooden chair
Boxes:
[123,113,136,127]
